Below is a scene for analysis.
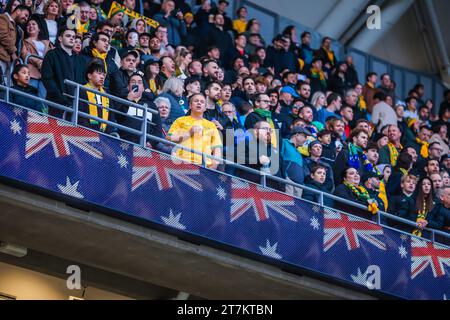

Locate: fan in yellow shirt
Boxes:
[232,6,248,34]
[167,93,223,169]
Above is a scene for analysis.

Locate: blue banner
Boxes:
[0,101,449,300]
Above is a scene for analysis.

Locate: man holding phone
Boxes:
[110,50,139,100]
[153,0,187,47]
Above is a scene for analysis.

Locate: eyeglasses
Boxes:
[259,127,273,132]
[222,110,235,114]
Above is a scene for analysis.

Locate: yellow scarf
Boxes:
[415,138,429,158]
[298,58,305,72]
[387,142,402,167]
[412,200,429,237]
[358,95,367,111]
[378,180,388,211]
[367,82,375,89]
[148,79,157,94]
[75,19,90,35]
[325,49,335,66]
[399,168,409,176]
[92,48,108,74]
[85,83,109,132]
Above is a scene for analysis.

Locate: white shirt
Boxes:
[371,101,397,132]
[46,19,58,44]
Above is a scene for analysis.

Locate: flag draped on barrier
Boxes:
[0,102,449,300]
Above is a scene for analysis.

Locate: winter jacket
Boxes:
[20,38,53,80]
[0,13,16,62]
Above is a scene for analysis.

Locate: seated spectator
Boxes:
[10,64,42,112]
[304,140,335,193]
[78,60,117,134]
[317,93,341,124]
[429,124,449,155]
[281,126,310,195]
[155,96,172,137]
[412,177,440,237]
[183,76,201,99]
[387,174,418,230]
[407,124,432,160]
[361,171,386,212]
[119,28,139,57]
[302,164,331,205]
[386,152,413,197]
[441,170,450,188]
[143,57,163,95]
[309,57,327,96]
[159,76,187,121]
[430,172,443,196]
[438,187,450,237]
[174,46,192,80]
[73,34,83,54]
[115,73,164,149]
[404,96,419,120]
[167,93,222,169]
[20,16,54,100]
[333,167,379,220]
[235,120,283,191]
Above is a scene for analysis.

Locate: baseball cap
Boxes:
[280,86,300,98]
[290,126,312,138]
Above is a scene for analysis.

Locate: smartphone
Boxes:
[132,85,139,93]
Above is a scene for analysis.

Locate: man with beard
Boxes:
[200,59,220,90]
[203,81,233,140]
[379,124,403,166]
[334,128,369,183]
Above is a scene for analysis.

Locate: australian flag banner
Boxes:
[0,101,449,300]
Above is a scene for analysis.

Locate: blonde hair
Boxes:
[44,0,63,19]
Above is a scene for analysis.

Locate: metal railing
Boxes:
[1,82,449,247]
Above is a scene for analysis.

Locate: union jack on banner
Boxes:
[25,112,103,159]
[230,179,297,222]
[323,210,386,252]
[131,147,202,191]
[411,237,450,279]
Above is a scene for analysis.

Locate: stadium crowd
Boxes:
[0,0,450,239]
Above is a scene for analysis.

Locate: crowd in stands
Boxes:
[0,0,449,240]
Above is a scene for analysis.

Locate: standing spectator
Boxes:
[315,37,336,74]
[10,64,41,112]
[20,16,54,99]
[153,0,187,48]
[227,33,248,69]
[158,55,176,83]
[362,72,378,112]
[184,76,201,99]
[371,91,397,133]
[299,31,314,70]
[136,32,152,65]
[173,46,191,79]
[339,105,353,139]
[167,93,222,169]
[143,57,162,95]
[408,124,432,160]
[232,6,247,34]
[403,96,419,120]
[41,27,80,117]
[39,0,63,45]
[212,0,232,32]
[334,129,369,183]
[0,4,30,85]
[345,55,359,88]
[328,62,350,96]
[206,13,232,65]
[78,60,117,134]
[109,50,138,99]
[78,32,118,90]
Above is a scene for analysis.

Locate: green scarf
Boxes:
[343,181,372,203]
[253,108,274,128]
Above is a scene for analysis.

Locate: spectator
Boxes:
[304,140,335,192]
[299,31,314,70]
[158,55,176,83]
[334,128,369,183]
[212,0,232,33]
[315,37,336,73]
[333,167,379,219]
[361,171,386,212]
[227,33,248,69]
[0,4,30,85]
[429,124,449,155]
[362,72,378,112]
[155,96,172,136]
[167,93,222,169]
[280,126,310,192]
[159,76,187,120]
[345,55,359,88]
[371,91,397,133]
[377,73,395,99]
[379,124,403,166]
[143,57,162,95]
[78,59,117,134]
[385,152,412,197]
[411,177,438,237]
[73,34,82,54]
[408,124,432,160]
[41,27,81,117]
[339,105,353,139]
[235,120,283,191]
[311,91,326,117]
[316,93,341,124]
[90,0,107,23]
[153,0,187,47]
[206,13,232,65]
[441,170,450,188]
[308,57,327,96]
[20,16,54,100]
[109,50,138,100]
[302,164,330,205]
[203,81,233,142]
[78,32,118,90]
[387,174,418,231]
[119,28,139,56]
[154,24,174,57]
[404,96,418,120]
[136,32,152,65]
[10,64,42,112]
[328,62,350,96]
[232,6,247,34]
[174,46,191,79]
[39,0,63,45]
[115,72,163,148]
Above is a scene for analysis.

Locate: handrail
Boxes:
[0,83,449,246]
[24,54,43,65]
